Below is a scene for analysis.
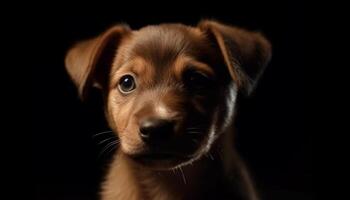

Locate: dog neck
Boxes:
[101,126,256,200]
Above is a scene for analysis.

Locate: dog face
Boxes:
[106,25,228,168]
[65,20,271,169]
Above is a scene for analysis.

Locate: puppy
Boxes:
[65,20,271,200]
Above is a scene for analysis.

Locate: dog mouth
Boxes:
[128,151,193,169]
[131,152,189,161]
[124,127,209,168]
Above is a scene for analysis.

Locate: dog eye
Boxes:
[118,74,136,94]
[183,70,212,91]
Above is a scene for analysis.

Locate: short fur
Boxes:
[65,20,271,200]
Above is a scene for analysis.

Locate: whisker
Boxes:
[186,127,203,131]
[208,152,214,160]
[186,125,207,130]
[191,138,199,144]
[99,142,117,157]
[98,137,117,145]
[187,131,202,135]
[216,148,223,162]
[179,167,187,185]
[106,144,118,155]
[92,130,113,138]
[99,141,119,158]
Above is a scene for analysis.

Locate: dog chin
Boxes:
[127,152,195,170]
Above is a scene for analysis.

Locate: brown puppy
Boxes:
[65,20,271,200]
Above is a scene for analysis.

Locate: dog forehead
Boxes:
[129,24,206,68]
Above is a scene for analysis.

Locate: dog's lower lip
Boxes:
[133,153,186,160]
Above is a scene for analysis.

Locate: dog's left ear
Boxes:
[198,20,272,94]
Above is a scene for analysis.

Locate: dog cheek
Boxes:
[161,90,186,113]
[120,137,140,154]
[205,84,237,136]
[190,97,206,114]
[190,95,216,117]
[111,96,144,152]
[219,83,238,132]
[119,124,143,155]
[107,91,131,135]
[114,100,133,134]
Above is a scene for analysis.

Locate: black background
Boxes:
[32,1,310,200]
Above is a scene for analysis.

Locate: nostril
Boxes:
[139,120,156,139]
[139,118,175,142]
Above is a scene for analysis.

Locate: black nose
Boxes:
[139,118,175,143]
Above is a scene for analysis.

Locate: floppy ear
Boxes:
[65,24,131,99]
[198,20,272,94]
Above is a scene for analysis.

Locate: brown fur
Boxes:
[65,20,271,200]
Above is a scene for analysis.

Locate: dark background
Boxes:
[32,1,310,200]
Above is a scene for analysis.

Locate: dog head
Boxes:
[65,20,271,169]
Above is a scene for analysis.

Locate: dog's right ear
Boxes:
[65,24,131,100]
